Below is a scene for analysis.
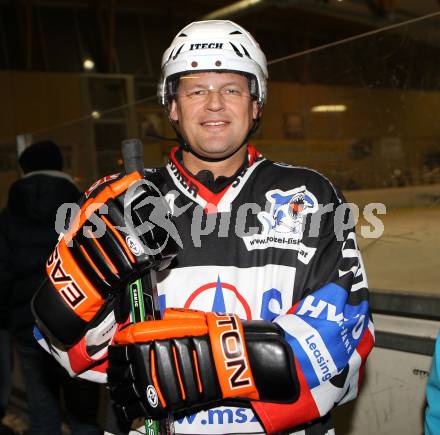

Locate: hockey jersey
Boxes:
[35,145,374,435]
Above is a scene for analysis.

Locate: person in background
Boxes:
[425,331,440,435]
[0,140,101,435]
[0,304,14,435]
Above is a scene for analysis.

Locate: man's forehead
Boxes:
[179,71,248,86]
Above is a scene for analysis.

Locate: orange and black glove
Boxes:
[32,171,179,348]
[107,309,299,422]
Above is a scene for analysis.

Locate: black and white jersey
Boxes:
[36,145,374,435]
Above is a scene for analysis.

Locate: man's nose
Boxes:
[205,90,224,111]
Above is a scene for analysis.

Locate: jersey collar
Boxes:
[166,144,264,212]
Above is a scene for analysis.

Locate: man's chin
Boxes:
[194,144,243,159]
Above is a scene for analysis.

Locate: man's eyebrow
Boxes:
[182,81,246,89]
[220,82,246,88]
[180,80,205,89]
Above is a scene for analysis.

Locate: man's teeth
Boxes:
[203,121,227,126]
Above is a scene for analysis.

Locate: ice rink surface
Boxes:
[358,205,440,296]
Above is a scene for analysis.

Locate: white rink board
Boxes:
[333,346,432,435]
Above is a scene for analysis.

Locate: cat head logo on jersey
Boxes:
[259,186,318,236]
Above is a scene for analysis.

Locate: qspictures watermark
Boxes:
[54,186,386,253]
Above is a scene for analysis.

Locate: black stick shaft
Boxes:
[122,138,144,174]
[121,138,174,435]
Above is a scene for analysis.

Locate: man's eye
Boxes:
[223,88,241,95]
[188,89,207,97]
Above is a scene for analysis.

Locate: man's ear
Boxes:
[252,101,261,120]
[170,99,179,122]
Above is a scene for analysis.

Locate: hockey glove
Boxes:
[107,308,299,422]
[32,171,179,348]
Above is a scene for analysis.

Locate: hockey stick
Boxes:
[122,138,174,435]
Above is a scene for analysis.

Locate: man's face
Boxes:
[170,72,259,160]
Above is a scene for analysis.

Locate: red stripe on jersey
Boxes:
[355,324,375,387]
[287,301,301,314]
[251,358,320,434]
[247,144,262,166]
[67,337,108,375]
[91,358,109,374]
[67,338,96,374]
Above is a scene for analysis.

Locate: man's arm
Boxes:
[252,190,374,434]
[31,171,178,381]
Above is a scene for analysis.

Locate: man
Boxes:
[0,140,101,435]
[32,21,374,434]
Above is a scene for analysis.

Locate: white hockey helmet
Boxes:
[158,20,268,107]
